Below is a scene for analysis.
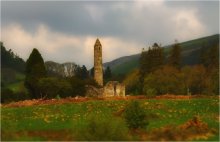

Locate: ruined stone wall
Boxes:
[116,84,125,96]
[94,39,103,86]
[85,85,103,97]
[103,81,125,97]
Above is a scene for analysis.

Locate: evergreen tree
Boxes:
[140,43,164,76]
[139,43,164,93]
[200,43,219,95]
[200,43,219,69]
[81,65,89,79]
[90,67,94,77]
[104,66,112,79]
[151,43,164,71]
[25,48,46,98]
[75,65,88,79]
[168,41,181,68]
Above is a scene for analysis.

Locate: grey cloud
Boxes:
[164,1,219,35]
[1,1,219,67]
[2,1,219,43]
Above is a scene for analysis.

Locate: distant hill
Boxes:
[45,61,78,77]
[104,34,219,75]
[1,42,25,73]
[1,42,26,93]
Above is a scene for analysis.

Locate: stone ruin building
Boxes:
[86,39,125,97]
[103,81,125,97]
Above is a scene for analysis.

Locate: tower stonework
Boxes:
[94,39,103,86]
[85,39,125,97]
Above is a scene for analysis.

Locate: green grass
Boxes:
[1,98,219,141]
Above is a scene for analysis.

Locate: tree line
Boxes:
[1,40,219,103]
[1,42,25,73]
[24,48,113,99]
[1,44,113,102]
[124,42,219,96]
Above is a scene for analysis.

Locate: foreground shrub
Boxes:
[124,101,149,129]
[76,116,130,141]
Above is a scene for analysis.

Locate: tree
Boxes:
[181,65,207,95]
[140,43,164,76]
[144,65,184,95]
[124,101,148,129]
[69,77,86,97]
[104,66,112,79]
[143,73,157,96]
[168,41,181,68]
[37,77,72,99]
[90,67,94,77]
[1,42,25,73]
[24,48,46,98]
[200,43,219,95]
[75,65,89,80]
[200,43,219,70]
[123,69,142,95]
[81,65,89,79]
[139,43,164,93]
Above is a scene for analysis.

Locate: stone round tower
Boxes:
[94,38,103,86]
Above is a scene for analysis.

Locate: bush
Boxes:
[76,116,130,141]
[37,77,72,99]
[1,88,15,103]
[124,101,148,129]
[69,77,86,97]
[84,78,100,88]
[123,69,142,95]
[1,88,30,103]
[144,88,157,97]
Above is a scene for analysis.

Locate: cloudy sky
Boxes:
[1,0,219,68]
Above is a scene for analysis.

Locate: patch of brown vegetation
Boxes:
[179,116,208,132]
[2,97,90,108]
[155,94,191,99]
[113,108,125,117]
[144,116,217,141]
[2,95,217,108]
[2,96,147,108]
[2,130,74,141]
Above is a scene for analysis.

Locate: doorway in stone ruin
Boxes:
[114,85,116,96]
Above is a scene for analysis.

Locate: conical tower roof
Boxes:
[95,38,101,46]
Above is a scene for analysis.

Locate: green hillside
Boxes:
[111,56,139,75]
[105,34,219,75]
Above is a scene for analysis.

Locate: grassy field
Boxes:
[1,98,219,141]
